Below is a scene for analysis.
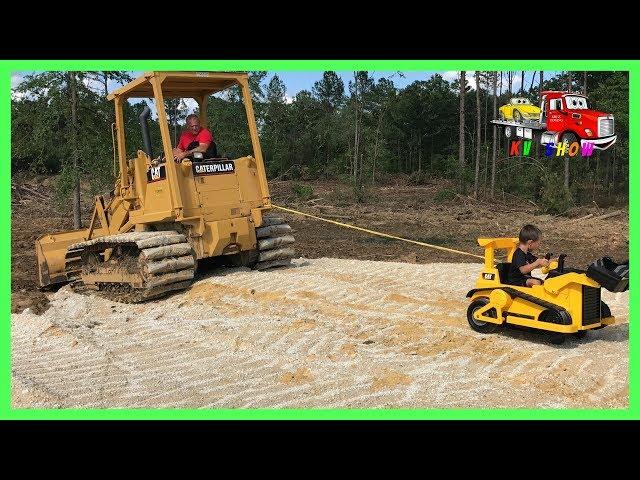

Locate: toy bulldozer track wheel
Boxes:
[537,309,568,345]
[467,297,500,334]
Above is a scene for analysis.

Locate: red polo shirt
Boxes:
[177,127,214,150]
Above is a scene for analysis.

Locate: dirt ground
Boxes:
[270,180,629,266]
[10,175,629,409]
[11,176,629,311]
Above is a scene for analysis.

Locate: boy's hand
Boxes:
[536,258,550,268]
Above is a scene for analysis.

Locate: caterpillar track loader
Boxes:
[35,71,296,303]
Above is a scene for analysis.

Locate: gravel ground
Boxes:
[11,258,629,409]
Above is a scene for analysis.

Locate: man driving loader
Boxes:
[173,113,218,161]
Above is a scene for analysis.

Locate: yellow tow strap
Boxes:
[272,204,484,260]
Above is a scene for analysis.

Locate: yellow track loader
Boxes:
[35,71,296,302]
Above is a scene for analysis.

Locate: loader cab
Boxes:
[107,71,272,216]
[184,140,220,162]
[176,109,225,162]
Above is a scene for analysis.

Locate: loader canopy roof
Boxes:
[106,71,248,100]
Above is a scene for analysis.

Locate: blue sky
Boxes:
[92,70,479,98]
[12,70,551,96]
[273,71,456,100]
[274,71,561,98]
[11,70,559,117]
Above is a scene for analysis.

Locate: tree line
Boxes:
[12,70,629,226]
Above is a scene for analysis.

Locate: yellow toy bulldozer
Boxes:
[466,238,628,344]
[35,71,295,302]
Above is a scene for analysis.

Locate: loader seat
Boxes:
[187,140,219,161]
[202,141,218,160]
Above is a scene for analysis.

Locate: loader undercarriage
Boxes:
[66,231,196,303]
[63,215,297,303]
[254,216,296,270]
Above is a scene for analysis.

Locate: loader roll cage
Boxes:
[106,71,270,212]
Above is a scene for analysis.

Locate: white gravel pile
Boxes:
[11,258,629,409]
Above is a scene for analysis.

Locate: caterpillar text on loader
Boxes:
[466,238,628,344]
[35,71,296,302]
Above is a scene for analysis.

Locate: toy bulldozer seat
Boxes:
[496,261,542,287]
[477,238,538,287]
[496,262,511,284]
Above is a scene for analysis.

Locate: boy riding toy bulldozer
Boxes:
[467,225,629,344]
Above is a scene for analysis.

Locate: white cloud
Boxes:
[11,72,25,89]
[11,89,26,101]
[182,98,198,112]
[82,75,98,91]
[443,71,540,92]
[284,95,294,104]
[467,72,477,90]
[512,72,522,88]
[442,71,459,82]
[443,71,478,90]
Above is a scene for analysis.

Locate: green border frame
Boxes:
[2,60,636,419]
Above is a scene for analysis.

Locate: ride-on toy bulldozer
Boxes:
[35,71,296,302]
[466,238,629,344]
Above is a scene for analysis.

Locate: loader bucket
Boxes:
[35,228,89,287]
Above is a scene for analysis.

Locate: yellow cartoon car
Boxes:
[499,97,541,122]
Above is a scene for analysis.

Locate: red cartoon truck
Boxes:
[492,91,616,150]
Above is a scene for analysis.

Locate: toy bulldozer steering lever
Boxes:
[541,253,567,274]
[541,253,554,274]
[557,254,567,272]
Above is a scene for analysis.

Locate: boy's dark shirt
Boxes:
[506,248,538,286]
